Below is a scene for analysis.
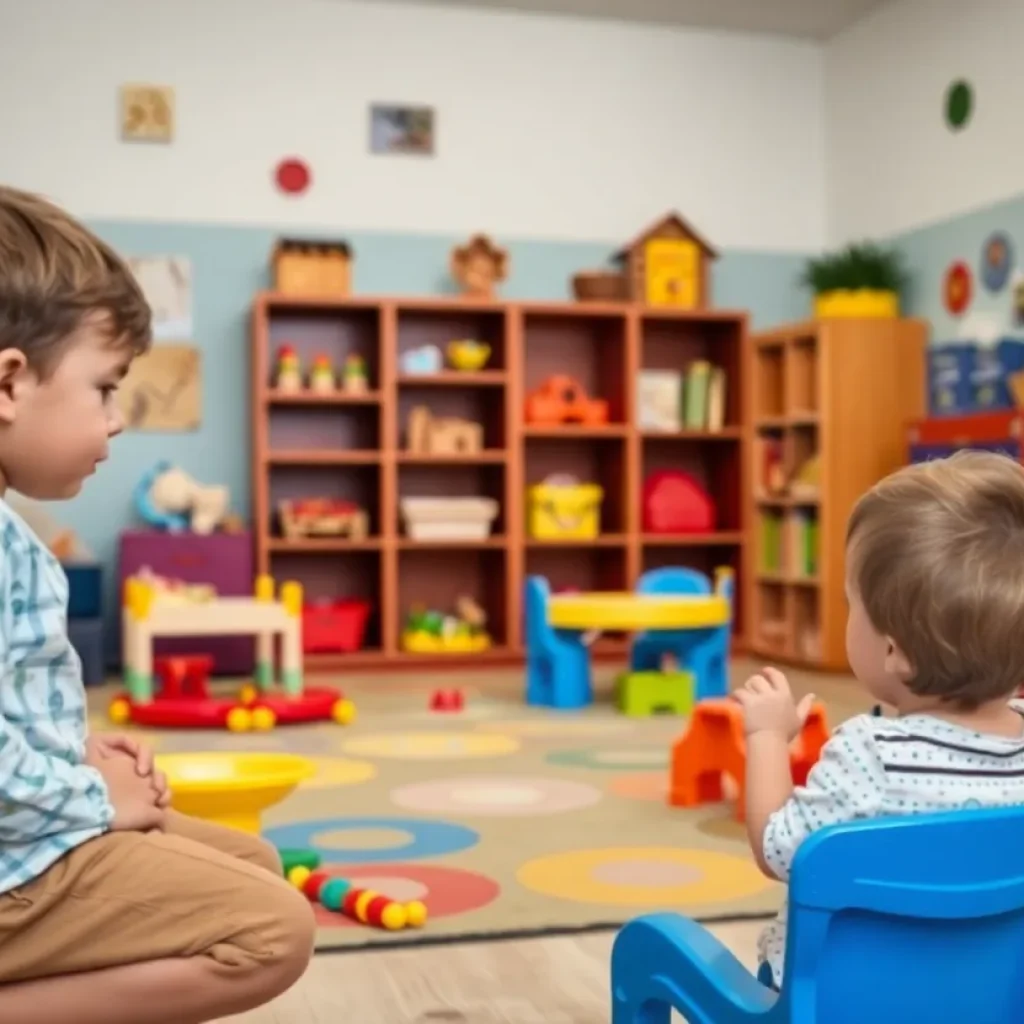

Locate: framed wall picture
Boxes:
[369,104,435,156]
[126,255,192,341]
[116,344,201,432]
[120,84,175,143]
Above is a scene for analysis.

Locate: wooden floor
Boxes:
[213,660,867,1023]
[219,921,762,1023]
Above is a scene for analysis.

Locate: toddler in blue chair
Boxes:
[735,449,1024,990]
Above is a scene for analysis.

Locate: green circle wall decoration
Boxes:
[945,80,973,130]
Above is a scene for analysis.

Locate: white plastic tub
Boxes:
[400,497,499,541]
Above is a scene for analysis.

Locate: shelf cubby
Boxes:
[641,436,742,532]
[269,549,383,651]
[267,464,382,540]
[397,547,509,649]
[524,435,627,535]
[523,309,628,424]
[397,303,508,371]
[397,463,506,538]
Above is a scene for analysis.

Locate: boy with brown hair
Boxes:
[0,185,315,1022]
[735,449,1024,988]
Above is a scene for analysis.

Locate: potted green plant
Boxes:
[801,242,907,318]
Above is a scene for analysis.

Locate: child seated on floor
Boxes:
[735,449,1024,990]
[0,185,315,1024]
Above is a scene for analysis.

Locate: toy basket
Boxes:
[278,499,368,541]
[527,474,603,540]
[572,271,629,302]
[400,497,499,541]
[302,599,370,654]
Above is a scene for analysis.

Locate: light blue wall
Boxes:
[52,220,811,654]
[894,193,1024,344]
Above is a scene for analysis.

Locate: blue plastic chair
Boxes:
[611,805,1024,1023]
[630,567,733,700]
[524,575,592,709]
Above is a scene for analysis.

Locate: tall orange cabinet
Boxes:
[746,317,928,671]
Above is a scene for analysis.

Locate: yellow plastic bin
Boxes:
[528,475,604,540]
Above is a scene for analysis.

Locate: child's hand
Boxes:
[86,734,172,809]
[87,747,165,832]
[734,667,815,741]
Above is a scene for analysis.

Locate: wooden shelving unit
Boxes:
[251,293,748,671]
[745,317,927,671]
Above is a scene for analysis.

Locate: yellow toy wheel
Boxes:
[251,706,277,731]
[331,699,356,725]
[226,707,252,732]
[109,698,131,725]
[239,684,258,705]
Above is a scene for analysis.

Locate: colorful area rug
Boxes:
[91,677,783,952]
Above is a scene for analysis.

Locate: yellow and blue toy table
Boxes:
[524,570,734,710]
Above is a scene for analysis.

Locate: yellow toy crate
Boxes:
[528,475,604,540]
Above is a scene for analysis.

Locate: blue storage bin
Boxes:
[64,562,102,619]
[928,343,975,415]
[68,616,105,686]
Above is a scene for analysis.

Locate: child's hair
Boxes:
[847,450,1024,708]
[0,185,151,376]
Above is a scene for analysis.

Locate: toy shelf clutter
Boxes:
[747,318,927,670]
[251,290,748,670]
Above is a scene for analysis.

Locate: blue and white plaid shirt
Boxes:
[0,500,112,893]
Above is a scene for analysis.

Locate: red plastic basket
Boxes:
[302,599,370,654]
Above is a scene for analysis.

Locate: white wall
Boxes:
[0,0,825,251]
[826,0,1024,245]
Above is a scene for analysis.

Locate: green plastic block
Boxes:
[616,670,695,718]
[279,848,321,874]
[282,668,303,697]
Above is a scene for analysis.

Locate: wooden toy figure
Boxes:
[309,354,335,393]
[343,353,368,394]
[275,345,303,391]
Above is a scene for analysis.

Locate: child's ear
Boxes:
[0,349,29,425]
[884,637,913,678]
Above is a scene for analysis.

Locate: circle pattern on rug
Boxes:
[265,816,479,864]
[307,863,500,929]
[608,771,668,802]
[343,732,520,760]
[299,756,377,790]
[477,717,633,738]
[546,748,669,771]
[517,846,771,906]
[391,776,603,816]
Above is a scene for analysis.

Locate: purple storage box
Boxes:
[117,530,255,675]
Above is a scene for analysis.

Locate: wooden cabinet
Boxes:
[746,318,928,671]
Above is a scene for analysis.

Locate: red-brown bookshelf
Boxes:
[250,293,749,671]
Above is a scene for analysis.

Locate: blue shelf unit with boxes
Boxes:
[65,562,104,686]
[929,338,1024,418]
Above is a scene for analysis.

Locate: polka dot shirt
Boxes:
[758,704,1024,988]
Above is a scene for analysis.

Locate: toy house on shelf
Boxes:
[747,318,927,671]
[614,212,718,310]
[250,291,749,671]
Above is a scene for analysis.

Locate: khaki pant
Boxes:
[0,812,316,984]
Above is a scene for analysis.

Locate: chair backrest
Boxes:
[781,805,1024,1023]
[524,575,555,646]
[636,567,710,597]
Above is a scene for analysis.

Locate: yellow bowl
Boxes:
[447,341,491,371]
[156,752,315,834]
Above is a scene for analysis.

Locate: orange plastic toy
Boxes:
[525,375,609,426]
[669,697,829,821]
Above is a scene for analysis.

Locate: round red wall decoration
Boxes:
[943,261,972,316]
[275,158,311,195]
